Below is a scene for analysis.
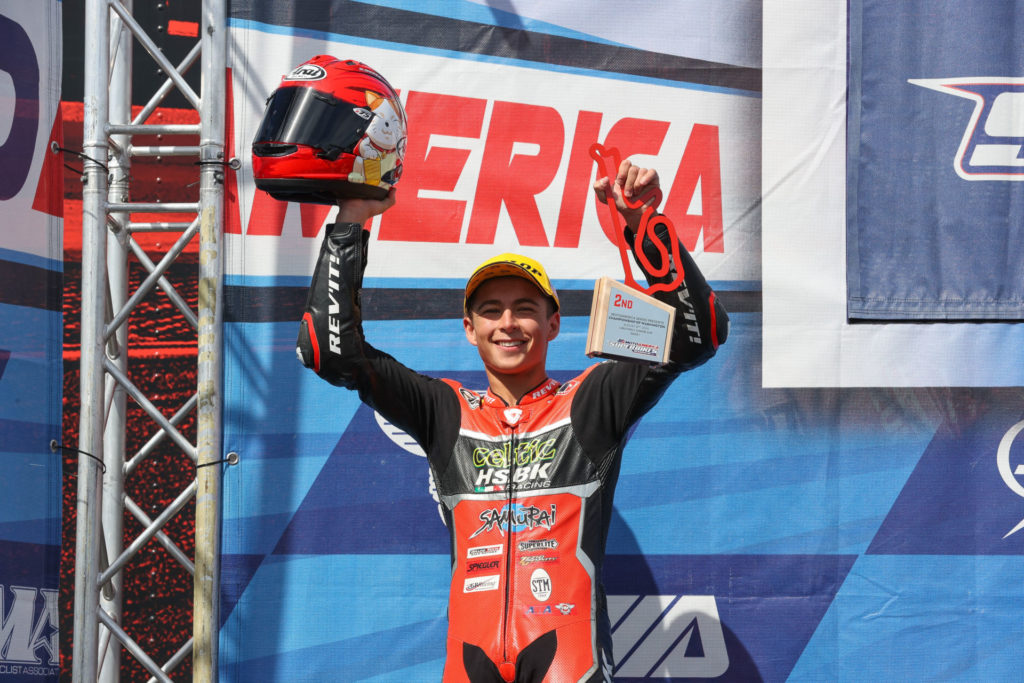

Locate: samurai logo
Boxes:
[469,503,557,539]
[909,77,1024,181]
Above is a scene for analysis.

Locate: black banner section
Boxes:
[224,285,760,323]
[0,259,62,311]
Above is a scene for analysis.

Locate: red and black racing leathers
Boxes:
[296,221,728,682]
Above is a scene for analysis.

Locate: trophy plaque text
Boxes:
[586,277,675,365]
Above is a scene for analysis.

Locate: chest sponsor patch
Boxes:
[464,575,501,593]
[470,503,557,538]
[518,539,558,552]
[530,568,552,601]
[467,543,503,558]
[467,559,500,573]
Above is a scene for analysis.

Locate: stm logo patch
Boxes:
[909,77,1024,181]
[608,595,727,679]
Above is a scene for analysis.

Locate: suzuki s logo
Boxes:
[909,77,1024,181]
[609,595,728,679]
[998,419,1024,538]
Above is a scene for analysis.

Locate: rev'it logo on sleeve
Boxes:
[909,77,1024,181]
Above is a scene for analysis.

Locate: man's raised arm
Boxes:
[295,192,396,387]
[594,161,729,370]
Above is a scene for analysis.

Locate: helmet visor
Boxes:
[253,86,372,158]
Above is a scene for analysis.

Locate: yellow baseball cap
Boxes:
[464,253,560,313]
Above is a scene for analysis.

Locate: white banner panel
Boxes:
[762,0,1024,387]
[226,25,761,286]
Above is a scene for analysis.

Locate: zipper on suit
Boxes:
[501,422,518,669]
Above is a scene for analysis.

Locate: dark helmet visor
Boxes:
[253,86,372,158]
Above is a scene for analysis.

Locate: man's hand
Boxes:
[592,160,660,231]
[335,187,398,227]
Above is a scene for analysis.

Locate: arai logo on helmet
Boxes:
[285,64,327,81]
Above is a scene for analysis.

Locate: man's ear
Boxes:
[464,315,479,346]
[547,311,561,341]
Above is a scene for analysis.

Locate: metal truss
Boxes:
[72,1,227,681]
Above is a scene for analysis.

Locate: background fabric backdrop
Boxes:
[0,2,63,681]
[218,2,1024,681]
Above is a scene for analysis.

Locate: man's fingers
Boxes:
[336,187,399,225]
[380,187,397,212]
[617,162,640,198]
[631,168,659,201]
[615,160,633,194]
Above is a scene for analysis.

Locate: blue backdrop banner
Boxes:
[220,2,1024,681]
[0,3,63,681]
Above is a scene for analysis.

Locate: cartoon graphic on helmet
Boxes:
[251,55,408,204]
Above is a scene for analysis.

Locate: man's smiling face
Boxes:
[463,276,560,394]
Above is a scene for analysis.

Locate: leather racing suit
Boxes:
[296,221,729,682]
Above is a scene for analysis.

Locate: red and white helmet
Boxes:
[252,55,408,204]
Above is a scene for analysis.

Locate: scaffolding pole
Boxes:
[194,1,227,679]
[72,1,226,681]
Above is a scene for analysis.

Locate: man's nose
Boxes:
[497,308,518,329]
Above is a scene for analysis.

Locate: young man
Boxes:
[296,162,728,682]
